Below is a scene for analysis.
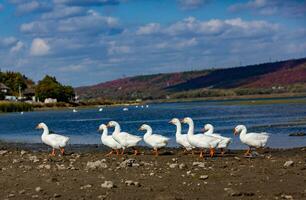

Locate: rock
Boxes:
[80,184,92,190]
[28,155,39,163]
[172,158,178,162]
[179,163,187,170]
[284,161,294,168]
[199,175,209,180]
[224,188,242,197]
[53,193,61,198]
[125,180,141,187]
[101,181,115,189]
[20,150,27,156]
[35,187,42,192]
[234,156,241,161]
[32,195,39,198]
[86,160,108,170]
[56,164,66,170]
[37,164,51,170]
[0,150,8,156]
[192,162,205,168]
[169,163,178,169]
[281,194,293,200]
[119,159,137,168]
[8,194,15,197]
[19,190,26,194]
[149,172,155,176]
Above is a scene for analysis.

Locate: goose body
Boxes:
[108,121,142,154]
[204,124,232,153]
[182,117,221,157]
[169,118,193,151]
[99,124,121,154]
[140,124,169,150]
[234,125,269,156]
[36,123,69,156]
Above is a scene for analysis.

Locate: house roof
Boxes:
[0,83,9,90]
[23,88,35,95]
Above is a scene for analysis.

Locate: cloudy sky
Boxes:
[0,0,306,86]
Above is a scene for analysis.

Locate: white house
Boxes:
[0,83,9,94]
[44,98,57,104]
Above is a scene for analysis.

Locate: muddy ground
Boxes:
[0,143,306,200]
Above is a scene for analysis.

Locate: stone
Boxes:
[20,150,27,156]
[281,194,293,199]
[119,159,137,168]
[169,163,178,169]
[80,184,92,190]
[192,162,205,168]
[0,150,8,156]
[101,181,115,189]
[37,164,51,170]
[35,187,42,192]
[86,160,108,170]
[199,175,209,180]
[125,180,141,187]
[28,156,39,163]
[179,163,187,170]
[284,161,294,168]
[53,193,61,198]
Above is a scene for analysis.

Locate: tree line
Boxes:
[0,71,75,103]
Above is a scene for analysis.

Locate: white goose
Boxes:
[203,124,232,155]
[169,118,193,152]
[36,123,70,156]
[98,124,121,156]
[182,117,221,158]
[139,124,169,156]
[107,121,142,155]
[234,125,269,156]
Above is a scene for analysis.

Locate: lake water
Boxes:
[1,101,306,149]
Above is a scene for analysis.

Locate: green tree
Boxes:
[35,75,75,102]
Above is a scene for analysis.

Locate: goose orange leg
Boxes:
[220,148,225,156]
[134,149,139,155]
[245,147,251,156]
[199,150,204,158]
[105,150,113,156]
[210,148,215,157]
[50,149,56,156]
[115,149,119,155]
[121,149,125,155]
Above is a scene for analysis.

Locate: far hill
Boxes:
[76,57,306,101]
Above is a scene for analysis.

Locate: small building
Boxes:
[23,88,36,102]
[0,83,10,94]
[44,98,57,104]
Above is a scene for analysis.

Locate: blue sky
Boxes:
[0,0,306,86]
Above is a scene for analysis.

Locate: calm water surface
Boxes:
[1,101,306,149]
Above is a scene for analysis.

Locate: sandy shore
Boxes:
[0,143,306,200]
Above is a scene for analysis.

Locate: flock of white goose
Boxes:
[36,117,269,158]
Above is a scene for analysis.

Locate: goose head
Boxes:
[36,122,47,129]
[169,118,180,125]
[98,124,107,132]
[107,121,119,128]
[139,124,151,131]
[233,125,246,135]
[202,124,213,132]
[181,117,192,124]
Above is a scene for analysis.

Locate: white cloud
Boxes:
[108,42,131,55]
[30,38,50,56]
[41,5,85,19]
[0,37,17,47]
[10,41,24,53]
[178,0,209,10]
[138,17,279,38]
[136,23,161,35]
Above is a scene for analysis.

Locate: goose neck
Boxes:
[187,121,194,136]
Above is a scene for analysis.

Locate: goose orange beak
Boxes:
[35,125,39,129]
[233,128,238,135]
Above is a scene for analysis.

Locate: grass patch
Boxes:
[0,101,33,112]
